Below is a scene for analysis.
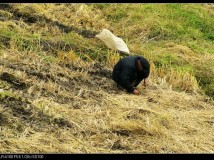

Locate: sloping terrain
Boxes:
[0,4,213,153]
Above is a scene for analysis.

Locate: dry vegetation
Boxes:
[0,4,213,153]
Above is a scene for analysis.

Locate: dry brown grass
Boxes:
[0,49,214,153]
[11,4,109,32]
[0,3,213,154]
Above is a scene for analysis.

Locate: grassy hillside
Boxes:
[0,4,213,153]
